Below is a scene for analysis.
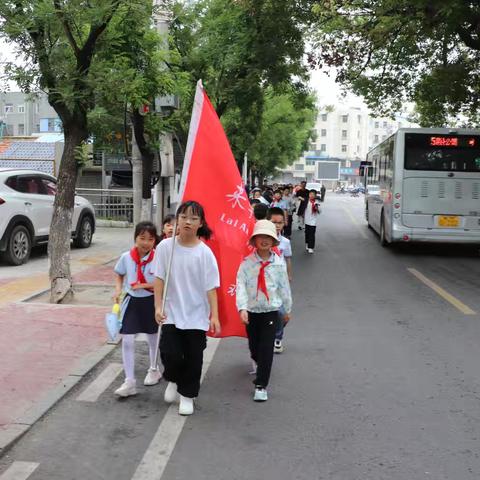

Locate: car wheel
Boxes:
[73,216,93,248]
[4,225,32,265]
[380,215,388,247]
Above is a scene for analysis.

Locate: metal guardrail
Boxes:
[76,188,133,223]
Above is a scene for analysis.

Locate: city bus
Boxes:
[364,128,480,246]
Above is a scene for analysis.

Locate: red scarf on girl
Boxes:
[310,199,319,213]
[130,247,155,288]
[256,260,271,301]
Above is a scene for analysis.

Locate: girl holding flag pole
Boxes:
[153,200,221,416]
[113,221,162,397]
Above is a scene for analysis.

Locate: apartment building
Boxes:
[277,105,416,183]
[0,92,61,137]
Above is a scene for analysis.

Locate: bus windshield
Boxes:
[405,133,480,172]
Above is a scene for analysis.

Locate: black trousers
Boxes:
[283,215,293,238]
[305,224,316,249]
[160,324,207,398]
[246,311,280,388]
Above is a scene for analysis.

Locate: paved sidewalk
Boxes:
[0,230,131,453]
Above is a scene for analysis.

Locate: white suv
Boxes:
[0,169,96,265]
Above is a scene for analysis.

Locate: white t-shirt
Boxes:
[304,200,321,226]
[153,237,220,331]
[278,235,292,258]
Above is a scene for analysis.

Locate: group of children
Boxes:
[112,190,320,414]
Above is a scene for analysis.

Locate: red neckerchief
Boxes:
[130,247,155,289]
[272,246,281,257]
[310,199,318,213]
[256,260,271,302]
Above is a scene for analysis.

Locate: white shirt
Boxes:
[304,200,321,226]
[153,237,220,331]
[114,250,155,298]
[278,235,292,258]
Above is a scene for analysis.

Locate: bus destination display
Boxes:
[429,136,476,148]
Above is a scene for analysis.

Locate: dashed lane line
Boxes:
[407,268,476,315]
[0,462,39,480]
[341,206,368,239]
[131,337,220,480]
[76,362,123,402]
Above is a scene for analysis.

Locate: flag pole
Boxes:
[153,80,205,368]
[153,221,177,369]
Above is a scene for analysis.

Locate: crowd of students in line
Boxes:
[111,182,323,415]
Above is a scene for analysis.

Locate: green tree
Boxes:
[0,0,155,302]
[170,0,315,162]
[312,1,480,126]
[242,87,317,178]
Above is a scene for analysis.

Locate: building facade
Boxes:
[276,104,416,184]
[0,92,60,137]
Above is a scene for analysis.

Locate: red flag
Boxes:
[179,81,254,337]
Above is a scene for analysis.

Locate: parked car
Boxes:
[0,169,96,265]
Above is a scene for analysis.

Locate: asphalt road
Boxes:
[2,195,480,480]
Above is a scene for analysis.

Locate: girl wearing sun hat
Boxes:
[236,220,292,402]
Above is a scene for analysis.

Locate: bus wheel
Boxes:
[380,216,388,247]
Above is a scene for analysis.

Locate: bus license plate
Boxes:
[438,215,460,227]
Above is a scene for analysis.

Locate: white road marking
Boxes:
[76,363,123,402]
[131,337,221,480]
[0,462,39,480]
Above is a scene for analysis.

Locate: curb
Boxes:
[0,343,117,456]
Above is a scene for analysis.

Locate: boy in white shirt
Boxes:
[304,189,322,254]
[267,207,292,353]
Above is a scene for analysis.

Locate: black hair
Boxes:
[162,214,175,226]
[267,207,285,220]
[253,203,268,220]
[134,221,158,242]
[274,189,282,195]
[176,200,212,240]
[309,189,317,195]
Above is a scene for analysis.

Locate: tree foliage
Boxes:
[312,0,480,126]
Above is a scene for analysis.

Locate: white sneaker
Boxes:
[249,360,257,375]
[144,367,162,386]
[305,244,309,251]
[253,387,268,402]
[308,248,314,254]
[274,339,283,354]
[114,379,137,397]
[178,395,194,415]
[164,381,179,404]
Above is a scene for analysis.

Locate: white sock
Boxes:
[146,333,159,370]
[122,335,136,382]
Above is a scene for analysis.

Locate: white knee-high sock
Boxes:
[122,335,136,381]
[146,333,159,369]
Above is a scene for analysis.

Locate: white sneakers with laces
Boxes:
[308,248,314,254]
[114,379,137,397]
[144,367,162,386]
[274,339,283,353]
[253,387,268,402]
[179,395,194,415]
[164,381,179,404]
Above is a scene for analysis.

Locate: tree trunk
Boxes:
[49,122,87,303]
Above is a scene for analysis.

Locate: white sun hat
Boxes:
[249,220,280,246]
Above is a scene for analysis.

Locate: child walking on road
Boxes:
[113,221,162,398]
[305,189,322,254]
[153,201,221,416]
[236,220,292,402]
[267,207,292,354]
